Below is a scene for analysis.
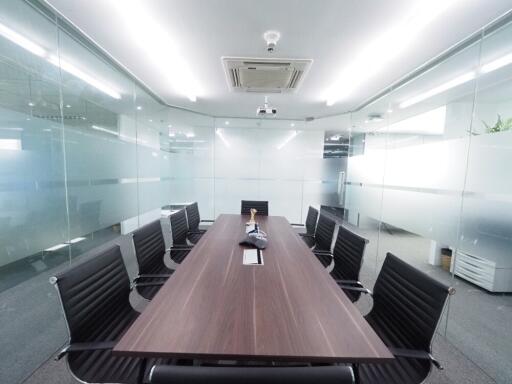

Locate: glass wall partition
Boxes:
[212,117,348,223]
[451,20,512,383]
[343,16,512,384]
[0,1,214,382]
[0,3,67,384]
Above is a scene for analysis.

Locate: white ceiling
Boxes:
[45,0,512,120]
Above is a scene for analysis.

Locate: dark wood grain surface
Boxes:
[114,214,393,363]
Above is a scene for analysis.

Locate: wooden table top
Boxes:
[114,214,393,363]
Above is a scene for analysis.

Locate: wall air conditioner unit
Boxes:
[222,57,312,93]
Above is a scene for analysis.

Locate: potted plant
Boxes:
[482,114,512,133]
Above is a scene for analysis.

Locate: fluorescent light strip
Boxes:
[383,106,446,135]
[277,131,298,150]
[44,243,68,252]
[215,129,230,148]
[48,55,121,99]
[325,0,460,106]
[0,139,22,151]
[91,125,118,135]
[0,22,46,56]
[399,71,475,109]
[481,52,512,74]
[0,21,121,99]
[66,237,87,244]
[108,0,200,102]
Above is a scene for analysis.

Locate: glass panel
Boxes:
[58,25,139,259]
[0,2,67,383]
[167,108,214,219]
[449,22,512,383]
[212,118,341,223]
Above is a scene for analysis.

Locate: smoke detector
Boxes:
[263,30,281,53]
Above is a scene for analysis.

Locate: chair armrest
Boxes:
[338,284,372,296]
[299,233,314,238]
[388,347,443,370]
[168,246,193,251]
[188,229,206,234]
[313,249,332,255]
[134,281,166,288]
[55,341,116,360]
[334,279,363,286]
[200,219,215,223]
[134,274,172,282]
[291,223,305,227]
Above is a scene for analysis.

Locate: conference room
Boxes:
[1,1,512,383]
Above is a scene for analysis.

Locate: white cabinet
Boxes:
[454,251,512,292]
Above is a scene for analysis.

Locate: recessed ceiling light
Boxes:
[290,123,295,127]
[324,0,460,106]
[28,102,35,107]
[225,121,230,125]
[65,104,71,108]
[387,109,393,114]
[186,132,195,138]
[167,124,172,128]
[137,106,142,110]
[108,0,201,102]
[149,119,153,122]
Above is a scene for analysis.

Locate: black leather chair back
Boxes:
[331,226,368,302]
[171,209,189,245]
[315,214,335,251]
[133,220,166,275]
[241,200,269,216]
[305,206,319,235]
[52,245,142,383]
[186,202,201,231]
[150,365,354,384]
[360,252,452,384]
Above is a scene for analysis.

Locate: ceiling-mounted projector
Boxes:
[257,96,277,116]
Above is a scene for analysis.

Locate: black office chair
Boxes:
[51,245,147,383]
[170,209,193,264]
[132,220,174,300]
[298,206,319,247]
[311,214,336,267]
[149,365,354,384]
[241,200,269,216]
[342,253,454,384]
[185,202,207,244]
[329,226,369,303]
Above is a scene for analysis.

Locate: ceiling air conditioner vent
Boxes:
[222,57,312,93]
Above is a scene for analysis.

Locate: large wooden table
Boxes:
[114,214,393,363]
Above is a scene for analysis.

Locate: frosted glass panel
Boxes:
[447,22,512,383]
[167,111,214,219]
[0,3,68,384]
[213,120,339,222]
